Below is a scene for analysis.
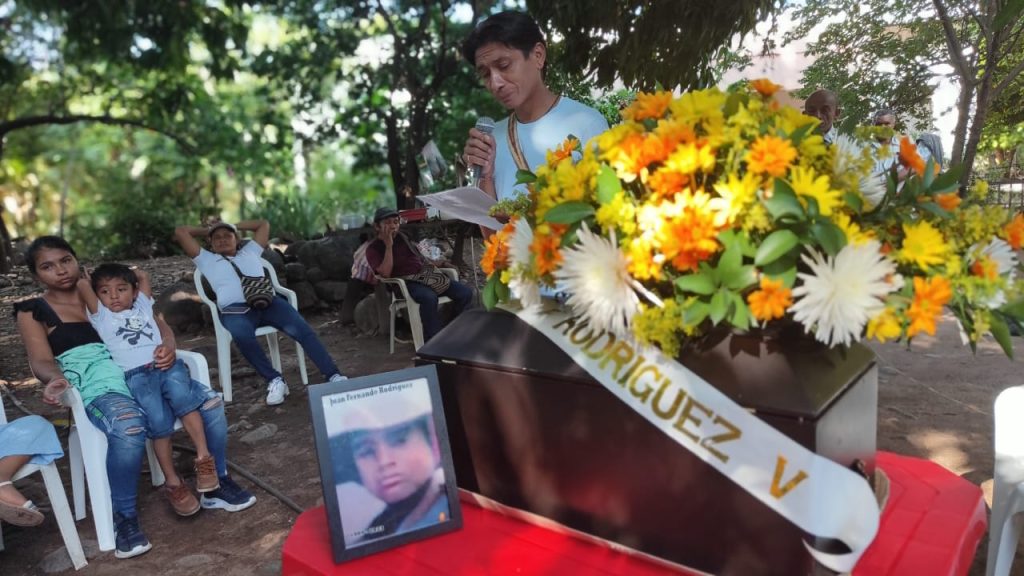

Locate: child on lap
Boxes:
[78,264,219,517]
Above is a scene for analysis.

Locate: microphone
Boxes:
[471,116,495,187]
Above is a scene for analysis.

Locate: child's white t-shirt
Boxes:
[89,292,163,371]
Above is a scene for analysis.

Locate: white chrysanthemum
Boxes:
[553,227,639,337]
[969,238,1018,307]
[506,219,541,308]
[859,175,886,209]
[790,240,901,346]
[833,134,863,177]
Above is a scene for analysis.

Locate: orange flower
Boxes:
[532,224,566,276]
[747,135,797,178]
[898,136,926,177]
[480,222,513,276]
[935,192,961,212]
[750,78,782,98]
[622,91,673,122]
[656,192,723,272]
[747,277,793,321]
[647,168,688,199]
[907,276,953,337]
[971,256,999,281]
[1003,213,1024,250]
[546,136,580,165]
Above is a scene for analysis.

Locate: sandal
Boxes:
[0,480,45,527]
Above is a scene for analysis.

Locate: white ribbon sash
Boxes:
[510,305,880,573]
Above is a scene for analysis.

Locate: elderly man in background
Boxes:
[802,89,842,145]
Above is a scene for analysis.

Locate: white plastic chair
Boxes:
[66,350,212,551]
[194,258,308,402]
[379,268,459,353]
[987,385,1024,576]
[0,395,87,569]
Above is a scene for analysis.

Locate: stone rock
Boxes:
[284,240,306,260]
[354,294,381,336]
[313,236,359,281]
[290,280,319,310]
[262,247,286,273]
[39,539,101,573]
[155,283,208,334]
[314,280,347,302]
[255,560,283,576]
[296,241,318,269]
[285,262,306,282]
[241,423,277,444]
[305,266,325,284]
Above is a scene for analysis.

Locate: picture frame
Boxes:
[308,365,463,564]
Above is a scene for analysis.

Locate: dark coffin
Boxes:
[416,309,877,576]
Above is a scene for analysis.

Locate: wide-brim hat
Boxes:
[325,379,433,437]
[208,222,238,237]
[373,207,400,224]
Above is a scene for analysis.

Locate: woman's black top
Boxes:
[13,298,102,356]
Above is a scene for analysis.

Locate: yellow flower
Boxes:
[622,91,673,122]
[833,212,874,245]
[866,307,902,342]
[971,180,990,201]
[669,88,726,129]
[664,141,716,176]
[596,192,638,236]
[750,78,783,98]
[747,277,793,322]
[545,136,580,166]
[898,221,949,270]
[632,299,685,357]
[713,172,761,225]
[747,135,797,178]
[627,236,662,281]
[907,276,953,337]
[790,166,842,216]
[595,123,643,155]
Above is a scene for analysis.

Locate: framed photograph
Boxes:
[308,365,463,563]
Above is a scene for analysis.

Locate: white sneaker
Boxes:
[266,377,289,405]
[328,373,349,383]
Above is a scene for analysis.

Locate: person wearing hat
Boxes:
[365,207,473,344]
[174,219,348,406]
[328,381,450,544]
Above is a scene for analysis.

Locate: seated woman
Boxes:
[174,219,347,406]
[0,416,63,527]
[15,236,153,558]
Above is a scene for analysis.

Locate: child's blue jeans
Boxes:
[124,359,229,477]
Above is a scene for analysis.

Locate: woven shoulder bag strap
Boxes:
[507,115,530,173]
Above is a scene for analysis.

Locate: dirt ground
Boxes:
[0,255,1019,576]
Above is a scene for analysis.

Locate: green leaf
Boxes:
[922,157,936,189]
[990,313,1015,359]
[995,0,1024,30]
[560,221,582,248]
[482,274,500,309]
[755,229,799,266]
[543,201,595,224]
[683,301,710,326]
[729,293,751,330]
[999,298,1024,320]
[596,164,622,205]
[928,166,963,195]
[675,273,716,295]
[709,289,730,324]
[811,219,847,256]
[495,275,511,302]
[724,91,745,117]
[918,201,951,219]
[788,122,814,146]
[764,179,806,220]
[515,169,537,185]
[844,191,863,213]
[722,265,756,291]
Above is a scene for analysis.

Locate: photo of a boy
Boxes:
[325,379,450,547]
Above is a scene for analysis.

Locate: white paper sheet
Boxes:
[417,187,503,231]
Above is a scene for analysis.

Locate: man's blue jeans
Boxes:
[219,297,340,382]
[405,279,474,341]
[85,392,148,518]
[125,360,230,477]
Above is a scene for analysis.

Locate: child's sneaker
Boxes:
[162,482,201,517]
[266,377,289,405]
[113,513,152,559]
[201,476,257,512]
[328,373,348,383]
[194,455,220,493]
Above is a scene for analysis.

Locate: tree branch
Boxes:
[933,0,975,82]
[0,114,195,157]
[991,55,1024,101]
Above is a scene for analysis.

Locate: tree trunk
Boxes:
[949,78,973,173]
[384,109,405,208]
[0,206,11,274]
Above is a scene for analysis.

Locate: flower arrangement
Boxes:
[480,79,1024,357]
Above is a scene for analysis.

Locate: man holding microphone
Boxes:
[461,10,608,207]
